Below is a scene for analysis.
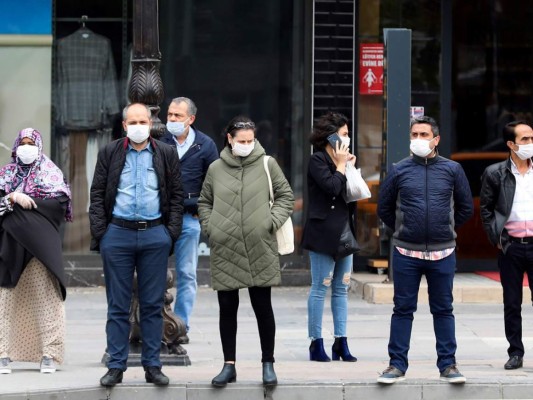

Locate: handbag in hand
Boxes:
[263,156,294,255]
[334,220,360,261]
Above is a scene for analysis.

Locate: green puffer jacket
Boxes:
[198,141,294,291]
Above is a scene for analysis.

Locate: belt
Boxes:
[186,192,200,199]
[509,236,533,244]
[111,217,163,231]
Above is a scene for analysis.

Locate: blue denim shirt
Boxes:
[112,143,161,221]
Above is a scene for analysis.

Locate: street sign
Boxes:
[359,43,384,95]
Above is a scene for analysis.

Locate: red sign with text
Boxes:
[359,43,384,95]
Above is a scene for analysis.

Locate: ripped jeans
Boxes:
[307,251,353,339]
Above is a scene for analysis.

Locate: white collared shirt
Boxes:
[173,127,196,159]
[505,157,533,237]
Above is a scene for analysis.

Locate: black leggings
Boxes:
[217,286,276,363]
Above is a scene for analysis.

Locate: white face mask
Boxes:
[410,138,435,158]
[513,143,533,160]
[127,125,150,144]
[16,144,39,164]
[340,135,350,147]
[231,141,255,157]
[167,119,188,137]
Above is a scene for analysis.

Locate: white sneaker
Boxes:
[40,356,56,374]
[0,357,11,374]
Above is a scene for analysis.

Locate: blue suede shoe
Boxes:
[332,337,357,362]
[309,338,331,362]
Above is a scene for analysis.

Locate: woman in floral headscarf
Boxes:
[0,128,72,375]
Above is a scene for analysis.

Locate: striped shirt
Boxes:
[396,246,455,261]
[504,158,533,238]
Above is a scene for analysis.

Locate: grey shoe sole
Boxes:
[377,375,406,384]
[440,376,466,384]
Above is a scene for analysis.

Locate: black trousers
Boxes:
[499,242,533,357]
[217,286,276,363]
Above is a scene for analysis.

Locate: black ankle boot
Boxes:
[332,337,357,362]
[211,363,237,387]
[262,362,278,386]
[309,338,331,362]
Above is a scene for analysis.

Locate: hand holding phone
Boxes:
[327,133,342,149]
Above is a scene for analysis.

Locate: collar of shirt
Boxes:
[173,127,196,158]
[127,141,154,154]
[510,157,533,175]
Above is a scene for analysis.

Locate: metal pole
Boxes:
[128,0,165,138]
[380,28,411,282]
[126,0,189,366]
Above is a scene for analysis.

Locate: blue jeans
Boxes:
[307,251,353,339]
[173,213,201,331]
[100,223,172,370]
[388,248,457,373]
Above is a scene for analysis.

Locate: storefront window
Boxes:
[356,0,442,259]
[53,0,307,255]
[53,0,130,253]
[453,0,533,152]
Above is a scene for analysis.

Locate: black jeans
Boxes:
[217,286,276,363]
[499,242,533,357]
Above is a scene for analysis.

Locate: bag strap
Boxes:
[263,155,274,203]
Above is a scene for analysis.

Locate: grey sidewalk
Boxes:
[3,275,533,399]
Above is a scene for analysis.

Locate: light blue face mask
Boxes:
[167,120,187,137]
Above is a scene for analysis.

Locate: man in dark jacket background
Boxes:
[160,97,218,344]
[90,103,184,387]
[480,121,533,371]
[377,116,473,385]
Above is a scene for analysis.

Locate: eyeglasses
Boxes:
[232,122,255,130]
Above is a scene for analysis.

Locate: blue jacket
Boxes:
[377,154,473,251]
[160,128,218,215]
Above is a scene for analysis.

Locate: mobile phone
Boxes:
[327,133,342,149]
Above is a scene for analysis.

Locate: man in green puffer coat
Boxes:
[197,116,294,388]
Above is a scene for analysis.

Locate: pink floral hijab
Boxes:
[0,128,72,221]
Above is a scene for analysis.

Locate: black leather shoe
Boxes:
[100,368,123,387]
[262,362,278,386]
[504,355,523,370]
[145,366,169,386]
[211,363,237,387]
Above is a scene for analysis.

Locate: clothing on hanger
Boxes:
[55,23,120,130]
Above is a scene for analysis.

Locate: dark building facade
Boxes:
[2,0,527,272]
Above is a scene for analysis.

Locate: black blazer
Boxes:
[301,150,356,257]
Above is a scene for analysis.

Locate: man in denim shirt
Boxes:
[90,103,184,387]
[160,97,218,344]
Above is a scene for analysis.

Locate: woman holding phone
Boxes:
[301,112,358,362]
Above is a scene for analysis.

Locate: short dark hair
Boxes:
[222,115,256,148]
[503,120,529,144]
[410,116,439,137]
[310,112,349,150]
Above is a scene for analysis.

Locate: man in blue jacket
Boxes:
[160,97,218,344]
[377,116,473,385]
